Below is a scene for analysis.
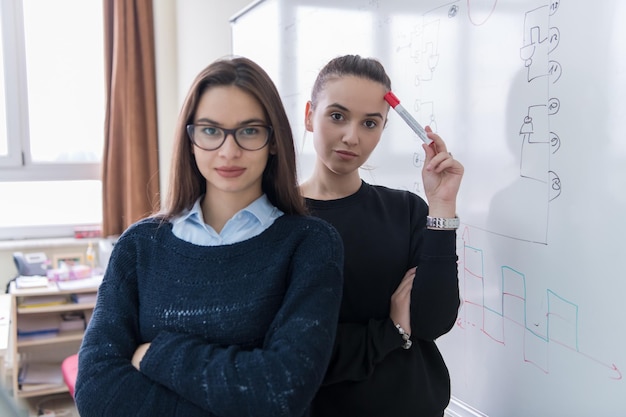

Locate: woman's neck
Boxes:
[300,166,361,200]
[201,189,261,233]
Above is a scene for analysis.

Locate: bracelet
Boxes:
[426,215,460,230]
[395,324,412,350]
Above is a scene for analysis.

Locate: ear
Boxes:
[304,101,314,132]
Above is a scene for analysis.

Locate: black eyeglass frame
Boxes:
[186,124,273,151]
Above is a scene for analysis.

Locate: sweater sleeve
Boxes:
[319,317,402,385]
[411,228,460,340]
[137,222,344,417]
[317,190,460,386]
[74,229,207,417]
[320,244,458,388]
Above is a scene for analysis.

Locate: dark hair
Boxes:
[310,54,392,108]
[160,56,306,218]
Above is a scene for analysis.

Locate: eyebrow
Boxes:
[194,117,267,126]
[326,102,384,120]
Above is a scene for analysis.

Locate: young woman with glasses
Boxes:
[75,56,344,417]
[301,55,464,417]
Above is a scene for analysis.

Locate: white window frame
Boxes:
[0,0,27,169]
[0,0,102,240]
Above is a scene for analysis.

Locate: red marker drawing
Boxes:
[384,91,432,145]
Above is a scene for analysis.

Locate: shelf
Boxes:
[17,330,85,347]
[17,302,95,315]
[9,276,102,296]
[17,383,69,398]
[10,279,100,400]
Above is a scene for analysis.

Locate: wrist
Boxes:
[132,342,151,370]
[394,323,412,350]
[425,200,456,218]
[426,215,460,230]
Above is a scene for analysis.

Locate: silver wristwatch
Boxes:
[426,216,460,230]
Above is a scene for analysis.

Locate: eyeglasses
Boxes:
[186,124,273,151]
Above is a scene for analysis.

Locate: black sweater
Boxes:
[306,181,460,417]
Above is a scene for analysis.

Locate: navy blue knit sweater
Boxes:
[75,215,343,417]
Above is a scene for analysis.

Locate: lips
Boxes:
[216,167,246,178]
[335,149,358,160]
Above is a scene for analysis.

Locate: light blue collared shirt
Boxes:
[171,194,284,246]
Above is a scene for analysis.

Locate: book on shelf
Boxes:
[71,292,98,304]
[18,363,64,386]
[17,312,86,338]
[16,315,60,338]
[18,294,69,308]
[18,382,64,392]
[59,311,86,332]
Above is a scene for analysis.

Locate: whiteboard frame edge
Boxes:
[229,0,267,24]
[445,396,489,417]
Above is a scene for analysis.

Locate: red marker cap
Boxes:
[383,91,400,108]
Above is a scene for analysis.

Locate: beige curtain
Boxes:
[102,0,160,237]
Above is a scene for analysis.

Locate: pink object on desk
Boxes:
[47,265,92,282]
[61,354,79,397]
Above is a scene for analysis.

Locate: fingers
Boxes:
[423,127,448,160]
[424,126,447,152]
[422,127,462,173]
[424,146,456,173]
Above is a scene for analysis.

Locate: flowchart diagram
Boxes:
[401,0,620,381]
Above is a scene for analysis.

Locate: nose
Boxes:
[218,133,242,157]
[342,123,360,146]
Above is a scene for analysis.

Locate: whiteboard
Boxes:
[231,1,626,416]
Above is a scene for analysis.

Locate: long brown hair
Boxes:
[160,56,306,219]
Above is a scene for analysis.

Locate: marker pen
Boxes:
[384,91,433,145]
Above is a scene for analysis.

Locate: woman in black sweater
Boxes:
[301,54,465,417]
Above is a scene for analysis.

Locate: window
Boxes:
[0,0,104,240]
[0,23,7,158]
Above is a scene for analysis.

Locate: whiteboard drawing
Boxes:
[520,5,562,83]
[457,228,621,379]
[405,2,562,244]
[231,0,626,413]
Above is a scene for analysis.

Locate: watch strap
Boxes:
[426,216,460,230]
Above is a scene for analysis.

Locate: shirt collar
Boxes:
[244,194,280,227]
[172,194,279,228]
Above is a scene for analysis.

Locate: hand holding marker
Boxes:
[384,91,433,145]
